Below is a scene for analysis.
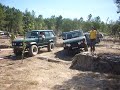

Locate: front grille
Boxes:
[13,42,23,46]
[16,42,22,46]
[71,42,78,47]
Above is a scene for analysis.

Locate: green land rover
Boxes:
[62,30,88,52]
[12,30,56,56]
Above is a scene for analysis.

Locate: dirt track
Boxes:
[0,39,120,90]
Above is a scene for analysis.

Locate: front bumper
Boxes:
[64,43,85,50]
[13,46,24,51]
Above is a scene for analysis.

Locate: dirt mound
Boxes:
[55,38,63,47]
[0,45,11,49]
[0,38,11,49]
[70,52,120,75]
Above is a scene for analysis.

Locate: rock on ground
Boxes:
[70,52,120,75]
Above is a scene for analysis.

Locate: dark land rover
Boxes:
[62,30,88,52]
[12,30,56,56]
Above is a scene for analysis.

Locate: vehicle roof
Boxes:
[63,30,83,33]
[0,31,4,33]
[70,30,83,32]
[84,32,90,35]
[31,30,54,32]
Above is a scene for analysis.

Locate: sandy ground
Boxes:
[0,38,120,90]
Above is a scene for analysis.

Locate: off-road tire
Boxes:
[48,43,54,52]
[29,45,38,56]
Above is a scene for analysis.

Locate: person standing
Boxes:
[90,27,97,55]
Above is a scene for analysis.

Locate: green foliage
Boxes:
[99,22,106,32]
[56,15,62,33]
[0,4,6,30]
[21,35,26,61]
[23,9,35,32]
[0,3,119,37]
[10,33,16,43]
[115,0,120,13]
[87,14,92,21]
[82,22,92,32]
[35,15,45,30]
[62,18,73,32]
[111,21,120,36]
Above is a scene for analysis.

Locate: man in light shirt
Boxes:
[40,32,45,40]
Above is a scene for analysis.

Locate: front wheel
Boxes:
[48,43,54,52]
[29,45,38,56]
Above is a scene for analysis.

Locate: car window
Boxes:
[44,31,50,38]
[49,31,54,37]
[66,31,83,39]
[31,31,38,36]
[72,32,79,38]
[85,34,90,38]
[26,31,38,38]
[62,32,67,39]
[66,33,72,39]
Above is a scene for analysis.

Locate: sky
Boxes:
[0,0,119,22]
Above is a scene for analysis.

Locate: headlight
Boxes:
[66,44,71,47]
[19,43,23,46]
[78,42,81,45]
[12,43,16,46]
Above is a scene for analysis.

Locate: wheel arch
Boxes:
[28,42,38,48]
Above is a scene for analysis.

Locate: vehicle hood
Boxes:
[12,38,37,43]
[63,36,85,44]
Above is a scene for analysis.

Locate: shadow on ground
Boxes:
[4,53,30,61]
[5,49,48,61]
[52,72,120,90]
[96,44,105,47]
[54,49,82,61]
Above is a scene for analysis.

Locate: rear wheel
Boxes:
[29,45,38,56]
[48,43,54,52]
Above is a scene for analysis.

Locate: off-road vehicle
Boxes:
[12,30,56,56]
[62,30,88,52]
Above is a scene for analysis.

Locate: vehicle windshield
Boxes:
[26,31,38,38]
[66,31,83,39]
[84,34,90,39]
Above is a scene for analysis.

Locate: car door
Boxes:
[49,31,56,43]
[38,31,46,46]
[44,31,51,45]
